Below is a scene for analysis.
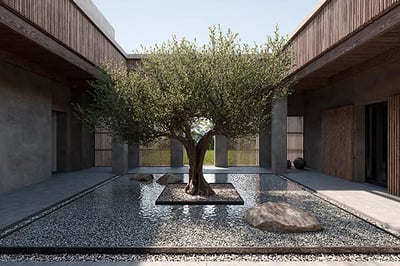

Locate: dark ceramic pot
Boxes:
[294,157,306,169]
[287,160,292,169]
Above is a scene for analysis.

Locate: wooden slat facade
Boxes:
[289,0,400,74]
[94,129,112,167]
[1,0,125,66]
[322,105,354,181]
[388,95,400,196]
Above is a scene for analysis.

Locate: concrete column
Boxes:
[128,143,140,169]
[271,96,288,175]
[170,139,184,167]
[215,135,228,167]
[258,130,272,168]
[112,143,128,174]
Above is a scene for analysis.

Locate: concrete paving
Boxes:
[1,261,400,265]
[284,169,400,235]
[0,167,115,231]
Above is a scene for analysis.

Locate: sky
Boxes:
[92,0,321,54]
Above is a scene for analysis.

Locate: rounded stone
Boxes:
[244,202,322,233]
[130,173,154,182]
[156,173,183,185]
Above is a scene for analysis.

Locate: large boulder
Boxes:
[244,202,322,233]
[130,173,154,182]
[156,173,183,185]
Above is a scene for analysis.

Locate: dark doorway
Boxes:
[365,102,387,187]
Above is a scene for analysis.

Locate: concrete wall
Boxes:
[0,62,53,193]
[301,61,400,181]
[0,61,94,193]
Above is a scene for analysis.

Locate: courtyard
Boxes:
[1,168,400,264]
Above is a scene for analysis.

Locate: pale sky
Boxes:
[92,0,320,53]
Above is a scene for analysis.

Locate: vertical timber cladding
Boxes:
[95,129,112,166]
[388,95,400,196]
[322,105,354,181]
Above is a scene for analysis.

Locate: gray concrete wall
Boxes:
[302,61,400,180]
[271,96,288,174]
[0,61,95,193]
[215,135,228,167]
[0,62,53,193]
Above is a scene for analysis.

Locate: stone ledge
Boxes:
[155,183,244,205]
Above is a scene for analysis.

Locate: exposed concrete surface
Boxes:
[112,143,128,174]
[271,96,288,175]
[128,144,140,168]
[0,167,114,231]
[258,131,271,168]
[302,61,400,172]
[0,62,53,193]
[0,61,95,193]
[285,169,400,234]
[170,139,184,167]
[214,135,228,167]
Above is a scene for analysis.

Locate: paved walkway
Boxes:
[284,169,400,235]
[0,167,115,231]
[1,261,399,265]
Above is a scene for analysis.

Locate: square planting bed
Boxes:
[156,183,244,205]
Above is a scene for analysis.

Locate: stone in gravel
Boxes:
[156,173,182,185]
[244,202,322,233]
[130,173,154,182]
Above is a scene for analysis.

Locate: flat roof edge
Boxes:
[73,0,128,58]
[288,0,330,41]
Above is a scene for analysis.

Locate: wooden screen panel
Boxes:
[322,105,354,180]
[388,95,400,196]
[95,130,112,167]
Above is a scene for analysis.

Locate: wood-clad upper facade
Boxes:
[288,0,400,89]
[1,0,125,66]
[290,0,399,73]
[2,0,399,82]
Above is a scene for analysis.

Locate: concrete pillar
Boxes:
[112,143,128,174]
[258,131,272,168]
[128,143,140,168]
[215,135,228,167]
[271,96,288,175]
[170,139,184,167]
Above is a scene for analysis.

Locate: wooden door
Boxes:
[388,95,400,196]
[322,105,354,180]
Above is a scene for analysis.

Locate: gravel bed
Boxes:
[156,183,244,204]
[0,175,120,239]
[0,174,399,251]
[1,253,400,262]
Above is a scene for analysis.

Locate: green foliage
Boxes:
[78,26,292,147]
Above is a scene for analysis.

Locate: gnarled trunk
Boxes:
[183,134,216,197]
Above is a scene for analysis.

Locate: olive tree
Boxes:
[79,26,292,196]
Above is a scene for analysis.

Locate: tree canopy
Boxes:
[78,26,292,196]
[82,26,291,144]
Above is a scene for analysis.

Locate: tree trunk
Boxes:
[184,137,216,197]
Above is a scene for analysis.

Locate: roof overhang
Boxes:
[0,3,98,87]
[290,4,400,91]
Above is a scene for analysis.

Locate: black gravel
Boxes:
[0,174,399,251]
